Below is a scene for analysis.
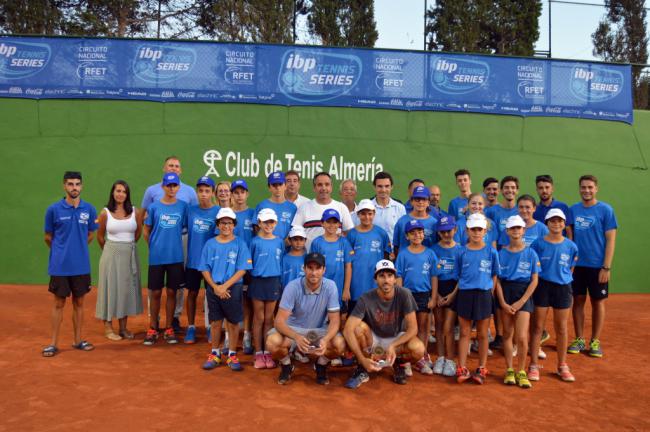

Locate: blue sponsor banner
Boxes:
[0,36,633,123]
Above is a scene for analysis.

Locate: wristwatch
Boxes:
[601,266,610,271]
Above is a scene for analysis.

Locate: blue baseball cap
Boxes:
[268,171,286,185]
[162,172,180,186]
[196,176,215,188]
[411,185,430,199]
[437,216,457,231]
[405,219,425,233]
[231,179,248,191]
[321,208,341,222]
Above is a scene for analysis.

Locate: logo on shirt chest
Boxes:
[574,216,595,230]
[78,212,90,225]
[227,250,237,264]
[479,259,491,273]
[517,261,531,273]
[281,211,292,222]
[559,253,570,267]
[370,240,381,252]
[192,217,212,233]
[422,262,431,274]
[440,258,455,273]
[160,213,181,228]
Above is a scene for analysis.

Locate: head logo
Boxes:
[430,56,489,95]
[0,41,50,79]
[278,50,362,102]
[570,65,624,102]
[133,44,195,84]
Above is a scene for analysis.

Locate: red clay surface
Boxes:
[2,285,649,431]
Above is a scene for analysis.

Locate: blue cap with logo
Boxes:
[321,208,341,222]
[162,172,180,186]
[411,185,430,199]
[196,176,215,188]
[231,179,249,191]
[437,215,457,231]
[268,171,286,185]
[405,219,425,233]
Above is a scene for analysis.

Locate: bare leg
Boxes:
[50,295,66,346]
[434,307,445,356]
[226,320,240,352]
[591,298,606,340]
[210,320,223,350]
[501,312,515,369]
[572,295,587,338]
[252,299,265,352]
[530,306,548,366]
[443,309,457,359]
[262,301,277,351]
[72,295,85,345]
[186,289,198,326]
[554,307,571,366]
[149,290,162,329]
[514,312,530,371]
[164,288,176,329]
[457,317,472,368]
[476,318,490,368]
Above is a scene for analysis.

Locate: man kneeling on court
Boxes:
[343,259,425,388]
[266,252,345,385]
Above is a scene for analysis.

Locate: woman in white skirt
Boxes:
[96,180,143,340]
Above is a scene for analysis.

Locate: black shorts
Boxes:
[456,289,492,321]
[248,276,282,301]
[48,274,91,298]
[572,266,609,300]
[533,279,573,309]
[411,291,432,313]
[206,283,243,324]
[500,280,534,314]
[437,279,457,309]
[148,263,185,291]
[185,268,206,291]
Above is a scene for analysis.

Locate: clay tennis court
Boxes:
[3,285,648,431]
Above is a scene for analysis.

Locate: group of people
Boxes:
[43,157,617,390]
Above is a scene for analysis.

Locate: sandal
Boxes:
[42,345,58,357]
[119,330,134,340]
[72,340,95,351]
[105,330,122,341]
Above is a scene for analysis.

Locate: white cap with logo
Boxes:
[545,208,567,221]
[374,259,396,276]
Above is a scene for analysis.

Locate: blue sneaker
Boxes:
[589,339,603,358]
[341,353,356,367]
[227,353,243,371]
[345,366,370,389]
[184,326,196,344]
[202,352,222,370]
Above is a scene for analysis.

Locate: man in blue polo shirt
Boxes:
[266,253,345,385]
[568,175,617,358]
[533,174,573,238]
[43,171,98,357]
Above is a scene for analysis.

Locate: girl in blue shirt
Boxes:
[529,209,579,383]
[515,194,550,247]
[249,208,284,370]
[454,193,498,248]
[495,215,540,389]
[455,213,499,385]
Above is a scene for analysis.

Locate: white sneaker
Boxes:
[538,348,547,359]
[512,345,518,357]
[428,334,436,344]
[330,357,343,367]
[433,356,445,375]
[415,357,433,375]
[403,362,413,377]
[442,359,457,377]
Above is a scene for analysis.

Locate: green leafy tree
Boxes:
[592,0,648,109]
[0,0,69,35]
[307,0,378,47]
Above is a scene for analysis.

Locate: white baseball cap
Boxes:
[257,208,278,222]
[374,259,396,276]
[216,207,237,221]
[466,213,487,229]
[356,199,375,213]
[288,226,307,238]
[545,208,566,221]
[506,215,526,229]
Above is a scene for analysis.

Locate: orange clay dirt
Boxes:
[2,285,649,431]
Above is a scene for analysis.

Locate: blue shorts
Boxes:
[456,289,492,321]
[411,291,432,313]
[438,279,458,309]
[206,283,243,324]
[248,276,282,301]
[499,280,534,313]
[185,268,206,291]
[572,266,608,300]
[533,279,572,309]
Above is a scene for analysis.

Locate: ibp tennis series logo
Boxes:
[278,50,362,102]
[133,45,195,83]
[0,41,50,79]
[430,56,489,95]
[570,66,623,102]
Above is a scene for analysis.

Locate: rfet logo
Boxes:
[278,50,362,102]
[570,65,624,102]
[0,41,50,79]
[430,56,489,95]
[133,44,195,83]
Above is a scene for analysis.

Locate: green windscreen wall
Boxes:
[1,99,648,292]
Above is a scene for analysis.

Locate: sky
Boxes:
[371,0,625,62]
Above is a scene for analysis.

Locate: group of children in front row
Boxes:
[148,172,579,388]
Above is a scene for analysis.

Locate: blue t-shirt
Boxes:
[145,200,188,265]
[396,247,439,293]
[531,237,579,285]
[281,253,305,288]
[448,196,468,220]
[431,243,464,281]
[498,247,541,283]
[310,236,353,296]
[454,215,498,247]
[44,199,98,276]
[458,246,500,290]
[499,221,549,248]
[198,237,252,284]
[393,214,438,251]
[570,202,618,268]
[185,205,219,270]
[485,204,519,246]
[347,226,391,300]
[534,199,572,224]
[234,208,256,248]
[250,236,284,278]
[254,199,297,240]
[280,277,340,329]
[141,182,198,210]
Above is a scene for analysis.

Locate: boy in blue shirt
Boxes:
[143,172,189,346]
[184,176,219,344]
[529,209,579,382]
[448,169,472,219]
[282,226,307,288]
[485,175,520,249]
[43,171,98,357]
[199,208,253,372]
[568,175,617,358]
[393,186,438,255]
[254,171,297,240]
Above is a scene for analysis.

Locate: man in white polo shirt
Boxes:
[371,171,406,248]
